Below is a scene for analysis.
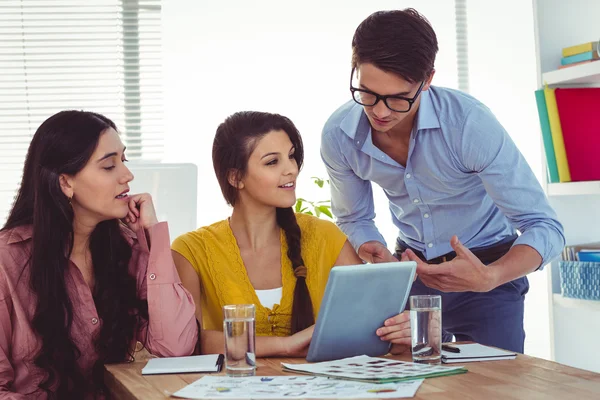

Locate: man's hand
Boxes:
[403,235,498,292]
[358,241,397,264]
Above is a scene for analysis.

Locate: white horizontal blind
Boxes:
[0,0,164,224]
[454,0,469,93]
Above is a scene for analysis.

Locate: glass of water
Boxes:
[410,295,442,365]
[223,304,256,376]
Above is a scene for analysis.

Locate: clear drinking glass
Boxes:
[223,304,256,376]
[410,295,442,364]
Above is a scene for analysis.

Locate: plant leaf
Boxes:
[311,176,325,188]
[317,205,333,219]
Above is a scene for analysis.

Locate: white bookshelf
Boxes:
[542,61,600,86]
[547,181,600,196]
[534,0,600,373]
[553,294,600,311]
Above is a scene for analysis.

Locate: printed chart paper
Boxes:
[282,355,467,383]
[172,375,423,399]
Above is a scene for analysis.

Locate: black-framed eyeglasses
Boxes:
[349,67,425,113]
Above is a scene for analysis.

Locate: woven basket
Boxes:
[559,261,600,300]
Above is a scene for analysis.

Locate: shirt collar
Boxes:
[339,102,365,140]
[6,225,33,244]
[339,87,441,139]
[415,89,441,131]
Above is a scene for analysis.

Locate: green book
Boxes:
[281,355,467,384]
[535,89,560,183]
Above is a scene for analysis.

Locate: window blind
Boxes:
[0,0,164,224]
[455,0,470,93]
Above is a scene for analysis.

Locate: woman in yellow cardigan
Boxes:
[172,111,410,357]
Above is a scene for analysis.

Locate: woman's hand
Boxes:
[280,325,315,358]
[376,311,411,355]
[122,193,159,231]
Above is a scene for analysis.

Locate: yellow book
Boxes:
[543,87,571,182]
[562,41,598,57]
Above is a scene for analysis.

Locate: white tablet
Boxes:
[306,261,417,362]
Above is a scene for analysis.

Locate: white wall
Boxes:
[161,0,550,359]
[467,1,550,360]
[161,0,457,236]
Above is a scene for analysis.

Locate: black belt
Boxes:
[394,234,518,265]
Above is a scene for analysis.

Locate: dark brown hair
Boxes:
[2,110,148,398]
[351,8,438,83]
[212,111,313,333]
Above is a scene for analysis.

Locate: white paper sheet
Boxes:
[172,375,423,399]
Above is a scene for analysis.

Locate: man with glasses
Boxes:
[320,9,564,353]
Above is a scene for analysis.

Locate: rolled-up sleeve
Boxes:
[460,104,565,266]
[321,128,386,251]
[134,222,198,356]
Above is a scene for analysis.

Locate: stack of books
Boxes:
[535,86,600,183]
[562,242,600,262]
[559,40,600,69]
[535,39,600,184]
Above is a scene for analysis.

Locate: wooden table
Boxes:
[105,350,600,399]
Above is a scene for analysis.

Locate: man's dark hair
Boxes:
[352,8,439,83]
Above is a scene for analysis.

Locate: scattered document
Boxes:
[441,343,516,364]
[171,375,423,399]
[281,355,466,383]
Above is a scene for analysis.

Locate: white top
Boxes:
[255,287,283,309]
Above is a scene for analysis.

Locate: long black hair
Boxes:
[212,111,313,334]
[2,110,148,398]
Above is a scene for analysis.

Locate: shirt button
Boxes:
[91,317,98,325]
[406,173,411,179]
[413,199,420,203]
[427,243,433,248]
[424,213,430,218]
[149,273,156,280]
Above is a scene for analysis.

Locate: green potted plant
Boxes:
[294,177,333,219]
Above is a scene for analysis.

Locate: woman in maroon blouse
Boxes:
[0,111,197,399]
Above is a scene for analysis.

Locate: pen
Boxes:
[215,354,225,372]
[442,344,460,353]
[412,343,427,352]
